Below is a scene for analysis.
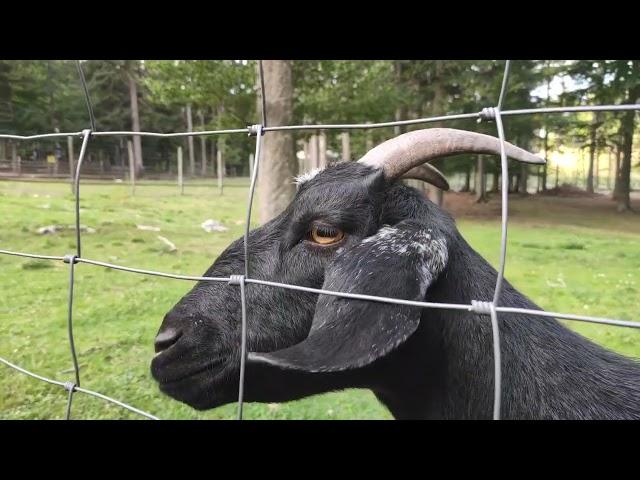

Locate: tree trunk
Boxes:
[607,149,613,190]
[258,60,296,224]
[475,155,487,203]
[536,166,541,193]
[541,67,551,192]
[617,109,637,211]
[308,134,319,170]
[115,140,122,169]
[518,164,529,194]
[490,158,500,193]
[211,138,217,176]
[431,61,447,115]
[67,136,75,185]
[127,140,135,194]
[186,104,195,176]
[469,164,476,194]
[199,110,207,176]
[365,128,373,151]
[594,145,600,191]
[47,61,60,137]
[461,164,471,192]
[11,141,18,174]
[217,143,224,195]
[393,62,407,137]
[318,132,327,168]
[341,132,351,162]
[616,66,639,211]
[512,173,519,193]
[98,149,104,174]
[613,145,622,200]
[302,138,310,171]
[127,67,144,177]
[542,127,549,191]
[586,113,599,194]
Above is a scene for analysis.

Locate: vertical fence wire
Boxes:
[64,255,80,419]
[237,121,265,418]
[487,59,512,420]
[244,127,264,280]
[236,61,269,419]
[73,130,92,258]
[63,66,94,419]
[237,130,263,419]
[493,60,512,304]
[76,61,97,132]
[60,62,98,419]
[236,276,248,419]
[258,60,267,128]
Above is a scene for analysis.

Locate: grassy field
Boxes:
[1,178,639,420]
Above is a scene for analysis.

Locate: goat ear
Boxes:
[248,220,448,373]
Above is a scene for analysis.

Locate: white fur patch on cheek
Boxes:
[294,167,324,187]
[361,226,448,291]
[416,237,448,291]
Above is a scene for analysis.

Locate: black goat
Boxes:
[151,128,640,419]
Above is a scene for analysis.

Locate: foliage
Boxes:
[1,59,637,190]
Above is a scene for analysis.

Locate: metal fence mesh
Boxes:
[1,60,639,421]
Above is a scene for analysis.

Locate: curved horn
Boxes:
[401,163,450,191]
[358,128,545,181]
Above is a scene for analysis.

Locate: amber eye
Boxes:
[309,223,345,245]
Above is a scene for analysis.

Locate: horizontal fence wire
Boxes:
[1,60,639,421]
[0,356,159,420]
[2,104,640,141]
[1,249,639,328]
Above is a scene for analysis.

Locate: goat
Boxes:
[150,128,640,419]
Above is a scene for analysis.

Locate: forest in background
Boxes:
[0,60,638,212]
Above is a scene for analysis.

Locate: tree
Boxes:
[258,60,296,224]
[565,60,639,209]
[126,61,144,176]
[0,60,86,170]
[614,61,639,211]
[293,60,402,167]
[144,60,256,176]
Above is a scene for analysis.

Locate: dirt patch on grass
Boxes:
[441,191,640,235]
[539,183,603,198]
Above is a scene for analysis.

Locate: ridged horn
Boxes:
[401,164,450,191]
[358,128,545,183]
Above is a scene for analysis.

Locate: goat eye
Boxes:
[308,223,345,246]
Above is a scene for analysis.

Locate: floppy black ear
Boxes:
[247,219,449,373]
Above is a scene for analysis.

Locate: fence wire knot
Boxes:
[478,107,499,123]
[229,274,246,286]
[247,124,264,136]
[63,254,79,264]
[63,381,76,392]
[471,300,494,315]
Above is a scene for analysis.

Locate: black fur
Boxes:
[150,162,640,419]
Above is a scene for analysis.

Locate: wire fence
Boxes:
[1,60,639,421]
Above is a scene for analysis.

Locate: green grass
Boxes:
[1,179,639,420]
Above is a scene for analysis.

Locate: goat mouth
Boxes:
[151,357,227,386]
[154,361,236,410]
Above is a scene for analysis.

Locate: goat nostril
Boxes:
[155,328,182,353]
